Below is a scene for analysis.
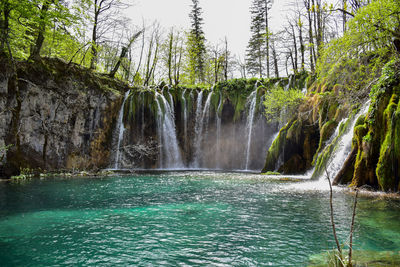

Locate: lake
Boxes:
[0,172,399,266]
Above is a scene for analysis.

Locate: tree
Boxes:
[303,0,316,72]
[187,0,207,83]
[0,0,78,60]
[270,34,280,77]
[317,0,400,97]
[0,0,13,55]
[263,0,273,78]
[143,25,160,86]
[89,0,128,70]
[109,29,143,78]
[30,0,55,60]
[246,0,273,78]
[223,37,230,81]
[246,0,266,77]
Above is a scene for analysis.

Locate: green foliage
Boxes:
[11,167,35,180]
[246,0,272,77]
[1,0,82,60]
[213,78,260,120]
[263,86,304,122]
[0,144,12,162]
[316,0,400,102]
[186,0,207,84]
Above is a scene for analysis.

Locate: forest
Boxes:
[3,0,397,85]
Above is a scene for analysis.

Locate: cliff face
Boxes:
[0,58,125,177]
[263,60,400,191]
[262,84,349,174]
[344,60,400,191]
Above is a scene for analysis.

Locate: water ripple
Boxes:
[0,172,399,266]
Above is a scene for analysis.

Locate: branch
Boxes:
[327,9,355,17]
[325,166,343,259]
[348,188,359,266]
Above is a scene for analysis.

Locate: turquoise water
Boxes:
[0,172,399,266]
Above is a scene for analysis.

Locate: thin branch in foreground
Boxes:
[325,166,343,258]
[348,188,359,266]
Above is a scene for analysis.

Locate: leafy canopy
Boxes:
[317,0,400,94]
[263,86,304,122]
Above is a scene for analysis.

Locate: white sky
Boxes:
[125,0,293,58]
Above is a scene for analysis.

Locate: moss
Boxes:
[312,120,338,164]
[376,94,399,191]
[311,142,334,179]
[262,119,294,172]
[287,119,301,143]
[262,171,280,175]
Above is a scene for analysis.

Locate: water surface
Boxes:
[0,172,399,266]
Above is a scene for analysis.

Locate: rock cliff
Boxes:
[0,57,126,177]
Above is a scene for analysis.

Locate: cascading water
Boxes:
[181,89,188,154]
[202,90,213,137]
[316,101,371,180]
[191,91,204,168]
[215,94,223,169]
[140,92,145,141]
[114,90,130,169]
[285,75,293,90]
[110,82,276,171]
[155,92,183,169]
[244,90,257,170]
[193,90,213,167]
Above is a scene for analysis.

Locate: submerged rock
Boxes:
[308,250,400,267]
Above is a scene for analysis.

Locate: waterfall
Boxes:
[317,101,370,180]
[140,92,145,141]
[191,91,204,168]
[244,90,257,170]
[155,92,183,169]
[215,94,223,169]
[114,90,130,169]
[181,89,188,154]
[202,90,213,138]
[285,75,293,90]
[168,91,174,107]
[192,90,213,168]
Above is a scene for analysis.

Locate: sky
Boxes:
[125,0,293,59]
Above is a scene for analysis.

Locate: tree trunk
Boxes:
[144,37,154,86]
[30,0,52,60]
[342,0,347,33]
[271,40,279,78]
[90,0,100,70]
[167,32,173,85]
[90,18,98,69]
[299,18,305,71]
[214,49,219,84]
[291,24,298,74]
[134,28,146,84]
[109,47,127,78]
[265,0,270,78]
[305,0,315,72]
[224,37,228,81]
[109,31,142,78]
[0,0,11,54]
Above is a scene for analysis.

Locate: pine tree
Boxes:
[246,0,272,78]
[187,0,206,83]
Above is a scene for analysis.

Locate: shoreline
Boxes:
[2,169,399,199]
